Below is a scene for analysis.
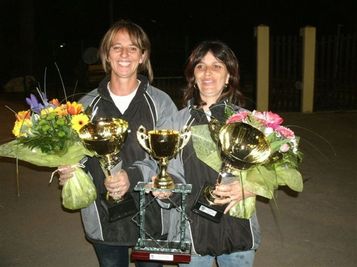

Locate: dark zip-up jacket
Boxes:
[79,74,177,245]
[166,100,261,256]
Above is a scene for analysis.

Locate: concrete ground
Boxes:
[0,93,356,267]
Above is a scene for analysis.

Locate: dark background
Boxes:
[0,0,356,93]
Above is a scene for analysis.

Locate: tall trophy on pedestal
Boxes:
[78,117,137,222]
[131,126,192,263]
[192,119,271,222]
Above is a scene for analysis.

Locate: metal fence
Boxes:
[269,34,302,111]
[315,33,357,110]
[269,32,357,111]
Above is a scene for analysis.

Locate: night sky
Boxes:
[1,0,356,88]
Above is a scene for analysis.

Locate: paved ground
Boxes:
[0,93,356,266]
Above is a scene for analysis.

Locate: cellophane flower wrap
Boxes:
[0,91,96,210]
[191,108,303,219]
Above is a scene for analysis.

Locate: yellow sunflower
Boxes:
[71,114,90,133]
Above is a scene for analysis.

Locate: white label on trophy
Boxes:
[199,205,217,217]
[149,253,174,261]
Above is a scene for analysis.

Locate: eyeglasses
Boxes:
[110,45,140,54]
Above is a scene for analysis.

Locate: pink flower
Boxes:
[226,112,249,124]
[276,126,295,138]
[253,111,283,129]
[279,143,290,152]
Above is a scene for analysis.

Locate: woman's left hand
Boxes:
[104,169,130,199]
[213,180,255,214]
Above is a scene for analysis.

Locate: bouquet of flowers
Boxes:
[191,108,303,219]
[0,91,96,210]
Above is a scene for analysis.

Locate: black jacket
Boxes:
[79,75,177,245]
[166,100,261,256]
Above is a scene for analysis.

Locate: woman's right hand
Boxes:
[58,165,75,186]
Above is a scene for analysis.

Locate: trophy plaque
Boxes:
[192,119,271,223]
[131,182,192,264]
[136,126,191,190]
[79,117,137,222]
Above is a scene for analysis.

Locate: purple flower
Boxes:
[38,91,50,106]
[26,94,44,114]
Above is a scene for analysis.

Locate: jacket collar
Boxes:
[188,98,233,121]
[97,74,149,100]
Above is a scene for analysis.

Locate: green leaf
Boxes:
[269,139,288,153]
[238,166,277,199]
[228,197,256,219]
[191,125,222,172]
[224,104,236,119]
[276,166,303,192]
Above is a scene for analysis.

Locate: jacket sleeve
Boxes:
[78,89,98,108]
[153,89,178,129]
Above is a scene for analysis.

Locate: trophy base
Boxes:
[153,178,175,190]
[191,183,227,223]
[100,193,137,222]
[131,239,191,263]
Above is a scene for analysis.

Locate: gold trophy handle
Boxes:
[178,127,191,150]
[137,125,151,153]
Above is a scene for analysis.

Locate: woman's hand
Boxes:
[104,170,130,200]
[58,165,76,186]
[213,180,255,214]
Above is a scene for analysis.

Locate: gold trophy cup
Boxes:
[192,119,271,222]
[79,118,137,221]
[137,125,191,190]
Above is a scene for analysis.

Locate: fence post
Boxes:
[301,26,316,112]
[255,25,270,111]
